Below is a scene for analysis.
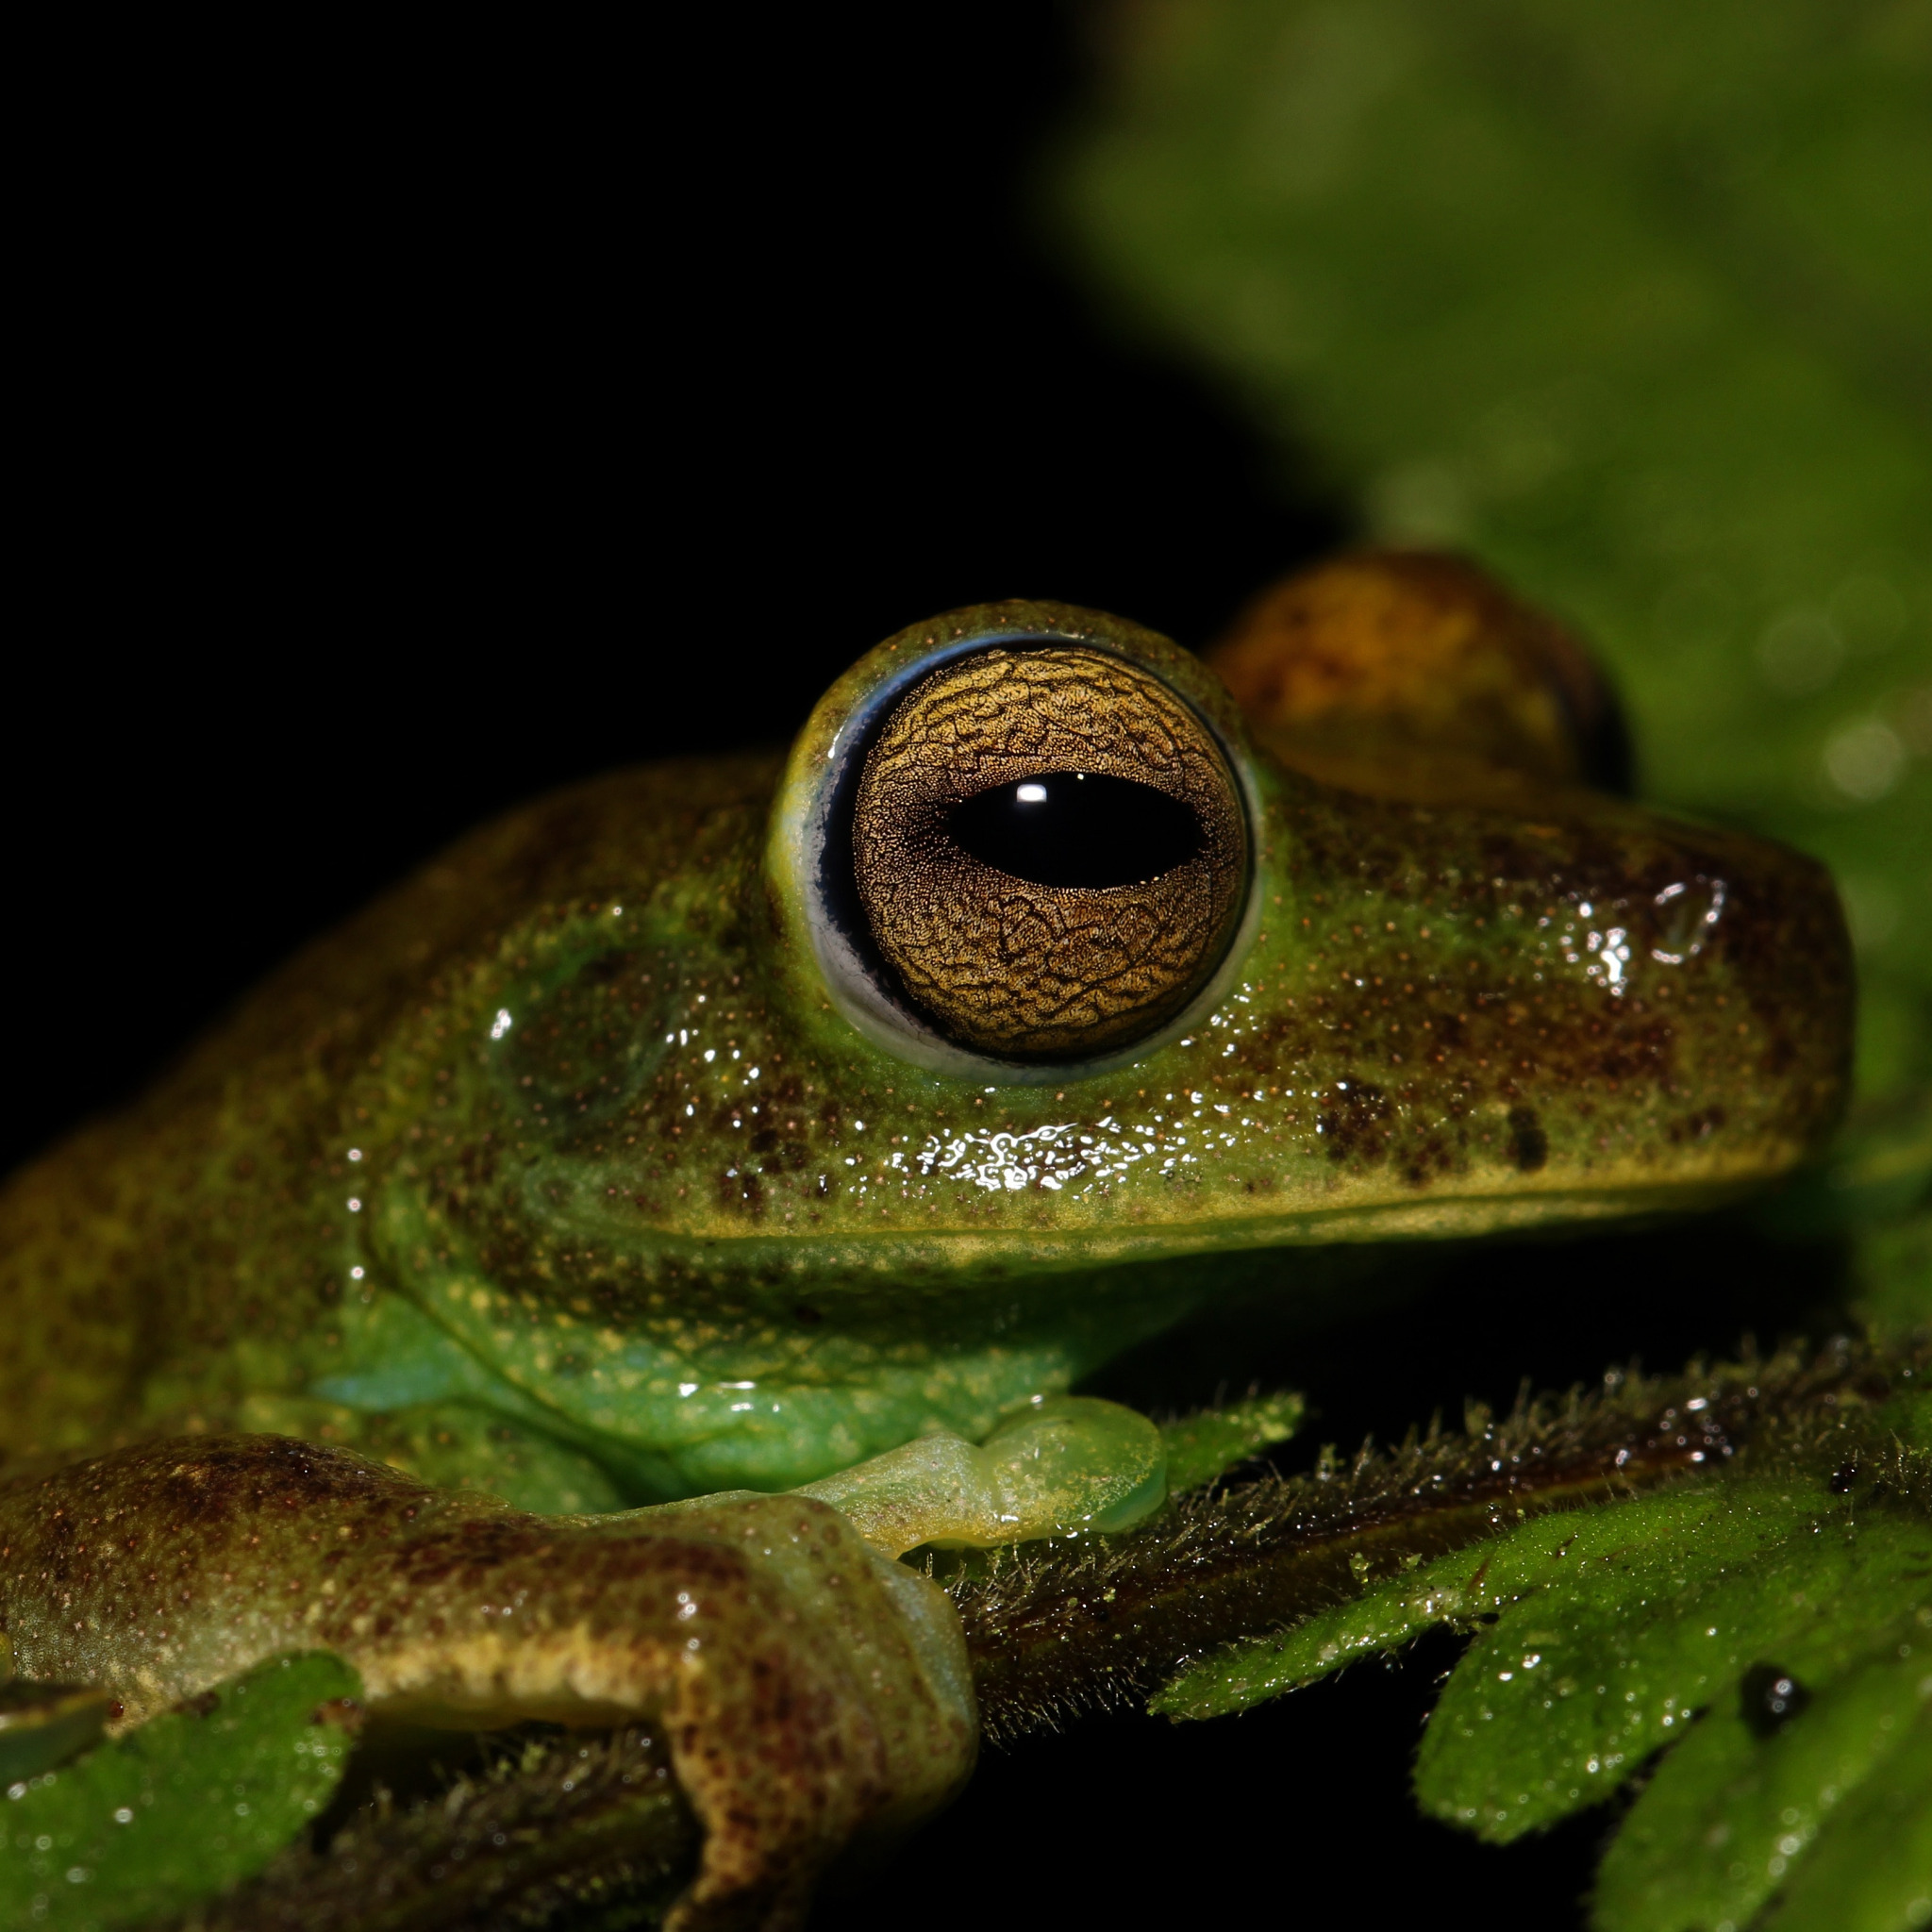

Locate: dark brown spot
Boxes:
[1316,1082,1394,1165]
[1506,1107,1547,1173]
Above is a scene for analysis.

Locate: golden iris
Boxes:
[851,646,1247,1059]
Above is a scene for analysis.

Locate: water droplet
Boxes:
[1650,877,1726,964]
[1741,1662,1810,1737]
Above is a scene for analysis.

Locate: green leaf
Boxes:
[1751,1697,1932,1932]
[1149,1468,1932,1805]
[1413,1486,1929,1841]
[958,1350,1781,1743]
[958,1342,1906,1726]
[0,1651,359,1930]
[948,1346,1931,1924]
[1133,1398,1932,1923]
[1152,1483,1770,1720]
[0,1685,114,1785]
[1596,1618,1932,1932]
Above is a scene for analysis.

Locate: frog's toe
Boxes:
[0,1436,974,1930]
[795,1395,1168,1557]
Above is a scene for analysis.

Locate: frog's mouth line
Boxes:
[556,1158,1802,1282]
[377,1154,1788,1328]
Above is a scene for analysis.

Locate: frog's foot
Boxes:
[793,1396,1166,1558]
[0,1436,974,1931]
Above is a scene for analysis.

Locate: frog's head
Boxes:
[344,557,1848,1439]
[370,558,1840,1271]
[745,568,1847,1274]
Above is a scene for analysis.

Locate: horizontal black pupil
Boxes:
[945,772,1204,889]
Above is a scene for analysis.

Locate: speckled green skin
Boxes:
[0,602,1849,1511]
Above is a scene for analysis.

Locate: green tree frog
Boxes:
[0,554,1850,1924]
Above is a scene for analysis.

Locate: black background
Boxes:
[13,10,1842,1926]
[8,6,1324,1184]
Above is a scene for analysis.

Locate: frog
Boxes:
[0,552,1850,1927]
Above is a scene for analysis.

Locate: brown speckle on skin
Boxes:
[1507,1107,1549,1174]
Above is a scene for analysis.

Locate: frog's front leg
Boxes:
[794,1395,1166,1557]
[0,1436,974,1931]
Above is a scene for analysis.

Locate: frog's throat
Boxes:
[308,1163,1758,1506]
[308,1197,1201,1502]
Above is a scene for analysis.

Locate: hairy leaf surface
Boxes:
[956,1350,1932,1929]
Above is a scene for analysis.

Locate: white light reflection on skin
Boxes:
[1651,878,1727,965]
[797,976,1283,1206]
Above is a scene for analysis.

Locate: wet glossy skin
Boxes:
[0,582,1850,1517]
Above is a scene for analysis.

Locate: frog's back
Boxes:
[0,753,783,1469]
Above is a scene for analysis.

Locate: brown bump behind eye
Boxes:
[1207,550,1631,802]
[851,646,1247,1059]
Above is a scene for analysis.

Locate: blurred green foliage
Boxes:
[1054,0,1930,1303]
[1052,8,1932,1922]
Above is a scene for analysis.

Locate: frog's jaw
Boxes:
[315,1216,1205,1502]
[328,1141,1775,1510]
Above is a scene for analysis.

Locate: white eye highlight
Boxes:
[1015,782,1048,804]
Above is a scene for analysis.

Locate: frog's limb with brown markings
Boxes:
[0,1435,974,1931]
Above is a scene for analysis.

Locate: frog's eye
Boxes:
[849,649,1247,1061]
[803,641,1249,1071]
[782,610,1259,1080]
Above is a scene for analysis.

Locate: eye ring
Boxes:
[771,602,1261,1083]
